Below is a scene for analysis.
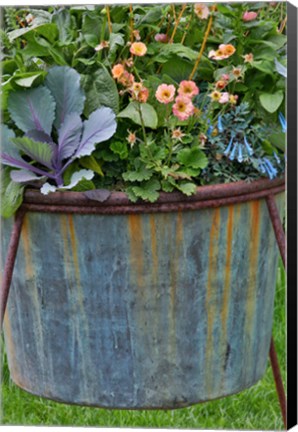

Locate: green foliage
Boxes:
[118,102,158,129]
[81,66,119,116]
[1,3,286,209]
[1,168,24,218]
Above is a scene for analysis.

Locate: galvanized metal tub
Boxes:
[2,178,285,409]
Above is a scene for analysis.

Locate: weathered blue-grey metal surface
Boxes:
[2,195,284,408]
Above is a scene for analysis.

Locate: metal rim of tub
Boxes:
[22,177,285,215]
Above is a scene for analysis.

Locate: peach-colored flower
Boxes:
[199,133,207,146]
[112,64,125,79]
[125,57,134,68]
[118,71,135,87]
[172,96,195,121]
[243,11,258,21]
[155,33,169,43]
[95,41,109,51]
[130,42,147,56]
[243,53,254,63]
[137,87,149,103]
[219,92,230,104]
[232,67,244,80]
[229,94,238,105]
[194,3,210,19]
[133,30,141,41]
[209,90,221,102]
[127,130,137,147]
[208,44,236,60]
[172,128,186,141]
[178,80,199,99]
[215,80,227,90]
[155,84,176,104]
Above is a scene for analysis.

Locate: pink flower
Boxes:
[178,80,199,99]
[127,130,137,147]
[172,96,195,121]
[194,3,210,19]
[130,42,147,56]
[155,84,176,104]
[219,92,230,104]
[154,33,169,43]
[242,11,258,21]
[221,74,230,81]
[138,87,149,103]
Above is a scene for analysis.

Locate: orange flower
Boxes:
[112,64,125,79]
[127,130,137,147]
[137,87,149,103]
[130,42,147,56]
[118,71,135,87]
[208,44,236,60]
[215,80,227,90]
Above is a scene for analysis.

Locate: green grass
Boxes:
[1,263,286,429]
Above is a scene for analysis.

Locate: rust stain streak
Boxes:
[128,215,144,289]
[21,216,34,278]
[243,200,261,377]
[205,207,220,395]
[149,215,158,287]
[61,215,90,396]
[21,215,46,387]
[220,205,234,385]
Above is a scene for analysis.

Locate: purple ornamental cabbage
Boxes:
[1,66,117,194]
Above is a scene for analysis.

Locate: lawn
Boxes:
[1,263,286,430]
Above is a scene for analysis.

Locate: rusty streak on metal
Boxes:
[0,209,26,329]
[269,337,287,429]
[266,194,286,267]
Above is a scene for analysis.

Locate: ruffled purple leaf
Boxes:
[8,86,56,135]
[75,107,117,158]
[57,113,82,161]
[45,66,86,129]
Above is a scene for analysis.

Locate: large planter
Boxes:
[2,178,284,409]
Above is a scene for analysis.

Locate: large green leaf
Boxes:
[118,102,158,129]
[12,71,47,88]
[251,60,275,76]
[259,91,284,113]
[45,66,86,129]
[177,148,208,169]
[52,9,75,45]
[82,13,102,47]
[82,67,119,116]
[153,43,198,64]
[8,86,56,135]
[12,136,54,168]
[1,168,24,218]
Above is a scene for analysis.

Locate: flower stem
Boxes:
[137,102,148,146]
[129,4,134,43]
[169,4,187,43]
[189,4,217,80]
[106,5,112,34]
